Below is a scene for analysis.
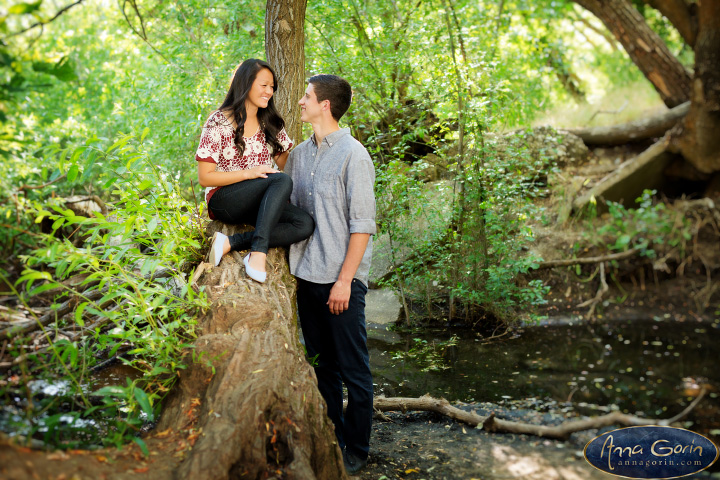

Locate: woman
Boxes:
[196,59,314,283]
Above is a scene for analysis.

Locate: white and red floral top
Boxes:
[195,110,293,215]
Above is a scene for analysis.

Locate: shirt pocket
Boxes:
[316,174,345,203]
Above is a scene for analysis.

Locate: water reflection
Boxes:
[368,317,720,432]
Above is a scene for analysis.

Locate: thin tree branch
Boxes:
[6,0,86,39]
[120,0,174,66]
[15,174,67,194]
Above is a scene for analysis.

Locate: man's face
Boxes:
[299,83,325,123]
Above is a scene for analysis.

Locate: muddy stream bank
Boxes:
[354,289,720,479]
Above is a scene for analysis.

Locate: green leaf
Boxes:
[133,387,153,420]
[133,437,149,457]
[93,385,126,397]
[146,216,158,235]
[16,270,52,284]
[67,164,79,182]
[8,1,42,15]
[28,282,60,296]
[32,56,77,82]
[140,127,150,143]
[75,302,87,327]
[107,136,131,153]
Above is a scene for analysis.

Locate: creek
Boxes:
[366,306,720,439]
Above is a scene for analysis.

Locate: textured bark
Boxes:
[646,0,698,47]
[670,0,720,174]
[265,0,307,146]
[574,0,692,108]
[157,223,347,480]
[564,101,689,145]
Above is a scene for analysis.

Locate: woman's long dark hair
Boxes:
[218,58,286,156]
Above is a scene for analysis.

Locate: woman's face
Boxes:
[246,68,275,111]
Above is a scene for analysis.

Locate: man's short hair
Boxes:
[308,74,352,121]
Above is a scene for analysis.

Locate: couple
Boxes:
[195,58,375,474]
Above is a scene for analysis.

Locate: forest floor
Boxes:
[360,407,615,480]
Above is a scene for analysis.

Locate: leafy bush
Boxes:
[1,133,209,449]
[584,190,692,257]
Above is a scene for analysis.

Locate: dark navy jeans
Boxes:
[297,277,373,460]
[208,172,314,253]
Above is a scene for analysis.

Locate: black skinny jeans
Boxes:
[208,172,314,254]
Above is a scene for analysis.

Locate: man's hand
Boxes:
[327,279,351,315]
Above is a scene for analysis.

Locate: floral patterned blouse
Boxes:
[195,110,293,213]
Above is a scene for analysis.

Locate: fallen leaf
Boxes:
[154,429,172,438]
[133,467,149,473]
[405,468,419,474]
[95,455,108,463]
[47,452,70,461]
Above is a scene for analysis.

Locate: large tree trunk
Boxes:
[669,0,720,174]
[265,0,307,145]
[157,224,347,480]
[645,0,698,47]
[574,0,692,108]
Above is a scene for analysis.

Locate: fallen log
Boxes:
[573,139,674,211]
[563,101,690,146]
[374,389,705,441]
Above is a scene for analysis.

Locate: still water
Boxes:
[368,316,720,434]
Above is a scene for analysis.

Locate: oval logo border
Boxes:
[584,425,719,479]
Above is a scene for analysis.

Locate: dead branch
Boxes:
[0,267,176,341]
[535,248,640,270]
[374,396,484,426]
[374,389,706,440]
[563,101,690,145]
[588,100,629,122]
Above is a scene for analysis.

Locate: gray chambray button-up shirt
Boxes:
[286,128,376,286]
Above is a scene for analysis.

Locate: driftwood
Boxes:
[563,101,690,146]
[374,389,706,441]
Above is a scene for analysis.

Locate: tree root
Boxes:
[576,261,608,318]
[374,389,706,441]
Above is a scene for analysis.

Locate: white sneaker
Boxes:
[243,253,267,283]
[209,232,228,267]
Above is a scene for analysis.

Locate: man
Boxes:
[285,74,376,474]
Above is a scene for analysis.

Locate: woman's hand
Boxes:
[197,162,279,187]
[246,165,279,179]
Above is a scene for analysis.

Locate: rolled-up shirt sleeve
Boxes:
[345,152,377,235]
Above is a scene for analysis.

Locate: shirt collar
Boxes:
[311,127,350,148]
